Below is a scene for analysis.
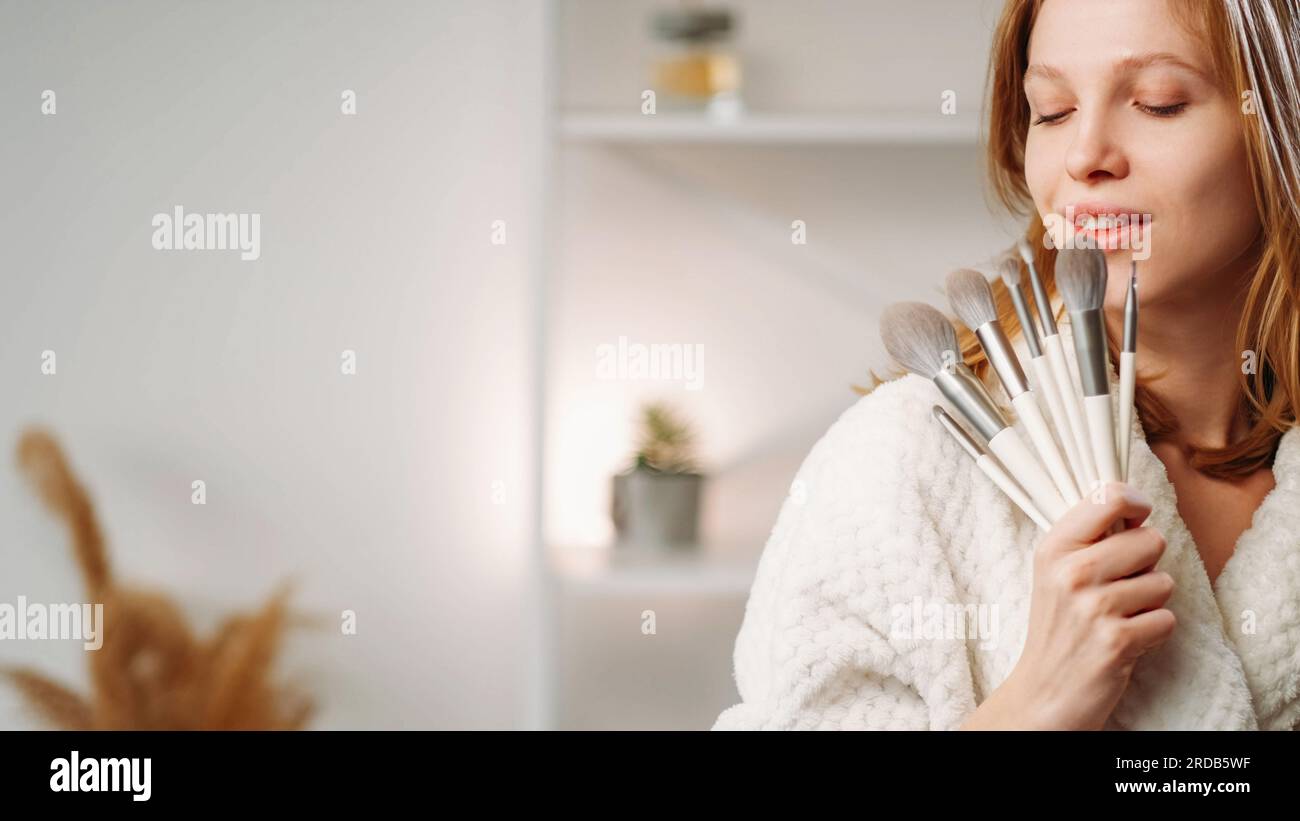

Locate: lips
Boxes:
[1058,201,1151,249]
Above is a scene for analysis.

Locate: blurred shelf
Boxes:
[558,109,980,145]
[549,544,758,596]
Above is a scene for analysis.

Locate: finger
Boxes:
[1076,527,1167,582]
[1051,482,1153,548]
[1098,570,1175,616]
[1124,561,1158,580]
[1120,607,1178,654]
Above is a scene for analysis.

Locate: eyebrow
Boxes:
[1024,51,1211,85]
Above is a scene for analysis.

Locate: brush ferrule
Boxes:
[1007,281,1043,358]
[1123,275,1138,353]
[961,363,999,410]
[1070,308,1109,396]
[933,367,1006,442]
[976,321,1029,399]
[1026,260,1059,336]
[934,407,985,461]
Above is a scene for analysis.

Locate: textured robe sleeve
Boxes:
[712,376,982,730]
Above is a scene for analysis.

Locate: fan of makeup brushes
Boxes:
[880,241,1139,531]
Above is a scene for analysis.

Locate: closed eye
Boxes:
[1136,101,1188,117]
[1031,101,1188,126]
[1031,109,1072,126]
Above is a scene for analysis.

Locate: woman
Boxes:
[714,0,1300,730]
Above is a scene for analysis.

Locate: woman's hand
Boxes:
[961,482,1176,730]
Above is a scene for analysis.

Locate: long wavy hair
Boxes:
[866,0,1300,480]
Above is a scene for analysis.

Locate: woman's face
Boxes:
[1023,0,1260,312]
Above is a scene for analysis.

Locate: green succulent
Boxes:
[632,402,699,474]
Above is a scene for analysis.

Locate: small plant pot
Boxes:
[611,469,702,548]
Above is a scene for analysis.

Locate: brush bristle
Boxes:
[880,302,960,379]
[1055,247,1107,312]
[945,268,997,331]
[998,254,1022,287]
[1016,238,1034,264]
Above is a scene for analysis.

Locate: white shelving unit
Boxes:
[549,544,759,596]
[534,1,987,730]
[540,107,975,619]
[560,109,981,145]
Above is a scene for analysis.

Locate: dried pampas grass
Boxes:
[2,428,314,729]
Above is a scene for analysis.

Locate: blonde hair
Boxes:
[865,0,1300,480]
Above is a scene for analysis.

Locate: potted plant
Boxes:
[610,402,703,549]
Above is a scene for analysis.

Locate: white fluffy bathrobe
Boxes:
[713,324,1300,731]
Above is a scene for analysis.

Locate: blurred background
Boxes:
[0,0,1022,729]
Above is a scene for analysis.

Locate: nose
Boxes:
[1064,104,1130,182]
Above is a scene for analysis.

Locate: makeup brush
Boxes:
[880,301,1068,522]
[1119,259,1138,480]
[932,405,1050,532]
[1055,247,1122,485]
[1018,237,1100,494]
[946,268,1081,505]
[998,254,1090,494]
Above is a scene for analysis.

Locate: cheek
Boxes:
[1023,141,1059,234]
[1146,131,1259,291]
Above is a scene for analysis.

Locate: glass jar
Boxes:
[649,6,742,117]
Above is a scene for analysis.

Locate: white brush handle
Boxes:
[1045,333,1098,494]
[987,426,1068,522]
[1084,393,1121,484]
[1119,351,1136,481]
[977,454,1050,532]
[1029,355,1088,496]
[1011,391,1079,504]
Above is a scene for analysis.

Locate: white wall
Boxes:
[0,0,546,729]
[0,0,1031,731]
